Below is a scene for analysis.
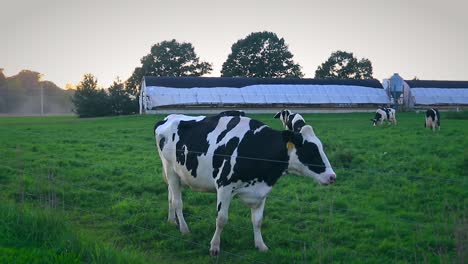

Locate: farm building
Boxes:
[405,80,468,109]
[139,77,390,114]
[380,74,468,110]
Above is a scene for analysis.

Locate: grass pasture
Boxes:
[0,112,467,263]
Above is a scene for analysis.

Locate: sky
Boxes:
[1,0,467,88]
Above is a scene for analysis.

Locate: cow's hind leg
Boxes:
[162,164,177,225]
[167,171,189,234]
[167,186,176,225]
[251,197,268,251]
[210,187,232,256]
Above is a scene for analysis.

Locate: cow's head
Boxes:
[282,125,336,185]
[370,112,382,126]
[274,109,292,129]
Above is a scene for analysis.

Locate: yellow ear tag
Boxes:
[287,142,295,151]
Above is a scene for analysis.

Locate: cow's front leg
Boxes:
[210,187,232,256]
[167,173,189,234]
[251,197,268,252]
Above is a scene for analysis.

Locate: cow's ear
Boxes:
[274,111,281,119]
[300,125,315,137]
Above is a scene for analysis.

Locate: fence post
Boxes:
[15,145,25,204]
[40,85,44,115]
[302,242,307,263]
[62,172,65,211]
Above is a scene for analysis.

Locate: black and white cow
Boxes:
[274,109,306,132]
[154,113,335,255]
[425,108,440,131]
[371,107,397,126]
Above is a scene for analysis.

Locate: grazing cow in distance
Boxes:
[218,110,245,117]
[425,108,440,131]
[371,107,397,126]
[274,109,306,132]
[154,114,335,255]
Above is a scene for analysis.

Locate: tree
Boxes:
[0,69,5,112]
[16,70,42,90]
[314,51,373,79]
[2,70,42,113]
[72,74,111,117]
[0,68,5,86]
[221,31,303,78]
[126,39,212,96]
[0,69,73,114]
[108,78,137,115]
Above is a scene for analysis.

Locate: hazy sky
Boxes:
[2,0,467,88]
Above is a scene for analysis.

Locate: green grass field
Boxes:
[0,112,467,263]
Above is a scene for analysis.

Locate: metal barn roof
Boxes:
[143,76,384,88]
[406,80,468,89]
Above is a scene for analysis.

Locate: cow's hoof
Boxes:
[210,247,220,256]
[180,227,190,235]
[167,218,177,225]
[256,244,269,252]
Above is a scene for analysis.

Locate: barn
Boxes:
[405,80,468,109]
[139,77,390,114]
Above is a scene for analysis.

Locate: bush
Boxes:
[72,88,111,117]
[72,74,111,117]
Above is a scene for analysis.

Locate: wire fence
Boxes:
[1,138,466,186]
[1,124,466,185]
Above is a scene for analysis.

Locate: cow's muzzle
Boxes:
[320,173,337,185]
